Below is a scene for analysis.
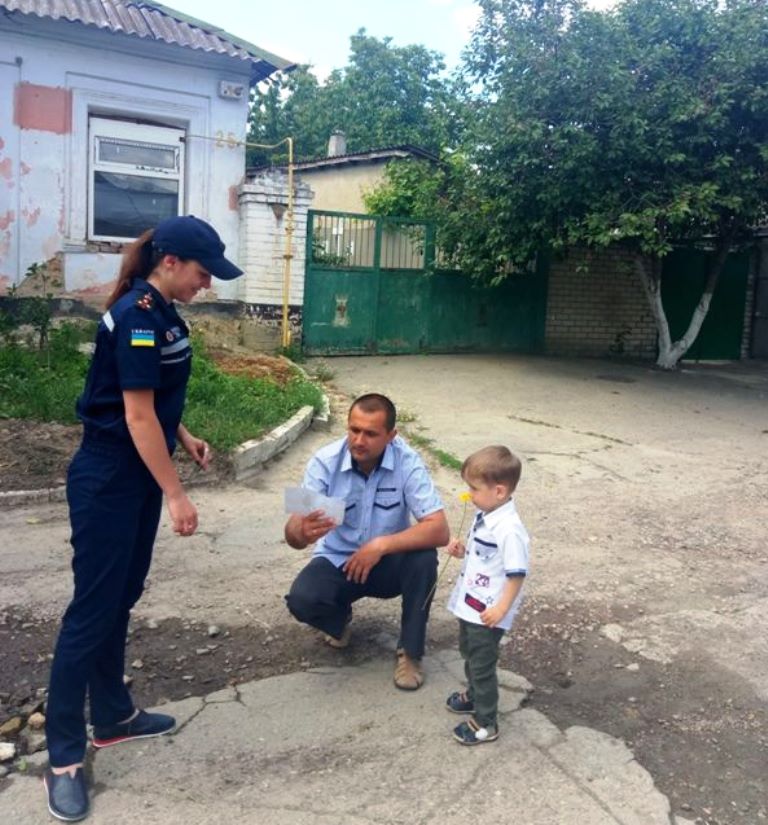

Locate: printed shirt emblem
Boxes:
[130,328,155,347]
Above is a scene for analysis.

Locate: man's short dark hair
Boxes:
[349,393,397,431]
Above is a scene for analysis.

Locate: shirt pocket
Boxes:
[373,485,401,513]
[373,495,401,512]
[473,537,499,562]
[344,497,361,529]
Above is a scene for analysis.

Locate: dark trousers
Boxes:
[46,438,162,767]
[459,619,504,728]
[285,550,438,659]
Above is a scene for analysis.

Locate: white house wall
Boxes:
[0,15,251,300]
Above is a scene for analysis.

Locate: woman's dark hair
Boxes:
[106,229,184,309]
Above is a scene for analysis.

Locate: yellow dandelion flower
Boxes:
[459,491,472,502]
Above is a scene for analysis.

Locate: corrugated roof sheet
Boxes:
[0,0,294,80]
[247,146,441,178]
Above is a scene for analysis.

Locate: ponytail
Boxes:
[105,230,163,309]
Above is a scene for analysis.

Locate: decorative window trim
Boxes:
[65,74,210,247]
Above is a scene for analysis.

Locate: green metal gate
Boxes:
[303,210,548,355]
[662,247,751,361]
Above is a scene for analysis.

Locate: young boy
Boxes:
[445,445,530,745]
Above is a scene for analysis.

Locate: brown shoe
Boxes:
[394,649,424,690]
[323,617,352,649]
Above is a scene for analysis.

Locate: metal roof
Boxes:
[0,0,294,81]
[291,145,440,171]
[247,146,440,177]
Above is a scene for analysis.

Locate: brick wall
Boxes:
[742,238,765,357]
[238,171,313,346]
[545,247,657,359]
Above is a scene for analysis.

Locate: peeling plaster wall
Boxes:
[0,14,250,300]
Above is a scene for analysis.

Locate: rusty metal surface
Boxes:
[0,0,293,76]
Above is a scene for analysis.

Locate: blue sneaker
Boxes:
[92,709,176,749]
[43,767,89,821]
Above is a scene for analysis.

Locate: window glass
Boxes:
[89,117,185,241]
[98,138,178,170]
[93,173,178,239]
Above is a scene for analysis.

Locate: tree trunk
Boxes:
[634,243,731,370]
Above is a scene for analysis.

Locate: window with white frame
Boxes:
[88,117,185,241]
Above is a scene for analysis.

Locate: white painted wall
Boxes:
[0,14,252,300]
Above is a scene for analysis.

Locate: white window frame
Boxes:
[88,117,185,242]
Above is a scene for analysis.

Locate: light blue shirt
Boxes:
[304,435,444,568]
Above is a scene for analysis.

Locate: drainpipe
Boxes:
[13,56,22,285]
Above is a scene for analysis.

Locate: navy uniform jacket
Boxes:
[76,279,192,451]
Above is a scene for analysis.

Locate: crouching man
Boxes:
[284,393,449,689]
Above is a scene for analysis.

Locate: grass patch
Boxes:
[308,360,336,382]
[0,325,91,422]
[184,347,322,450]
[406,431,463,472]
[432,448,463,471]
[0,326,323,452]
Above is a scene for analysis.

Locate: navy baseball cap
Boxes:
[152,215,244,281]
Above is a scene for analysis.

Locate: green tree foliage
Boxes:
[364,157,448,219]
[246,29,460,167]
[369,0,768,367]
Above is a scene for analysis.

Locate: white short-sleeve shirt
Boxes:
[447,498,529,631]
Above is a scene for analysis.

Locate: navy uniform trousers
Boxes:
[46,436,162,767]
[285,550,438,659]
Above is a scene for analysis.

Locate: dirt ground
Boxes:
[0,352,297,492]
[1,354,767,825]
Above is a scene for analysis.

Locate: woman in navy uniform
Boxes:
[44,216,243,821]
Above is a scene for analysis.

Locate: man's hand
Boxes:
[343,537,387,584]
[480,603,507,628]
[445,538,466,558]
[300,510,337,545]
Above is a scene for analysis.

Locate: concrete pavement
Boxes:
[3,653,673,825]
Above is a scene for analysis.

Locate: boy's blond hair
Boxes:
[462,445,521,491]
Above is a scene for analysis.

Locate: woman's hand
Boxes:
[168,491,198,536]
[178,425,211,470]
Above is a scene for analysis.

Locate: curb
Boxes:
[232,400,327,481]
[0,486,68,509]
[0,392,331,508]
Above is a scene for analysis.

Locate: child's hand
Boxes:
[446,538,466,558]
[480,604,506,628]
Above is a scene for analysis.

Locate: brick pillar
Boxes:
[238,170,313,343]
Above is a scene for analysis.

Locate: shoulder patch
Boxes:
[136,293,154,311]
[130,329,155,347]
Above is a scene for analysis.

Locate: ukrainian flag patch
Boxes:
[130,329,155,347]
